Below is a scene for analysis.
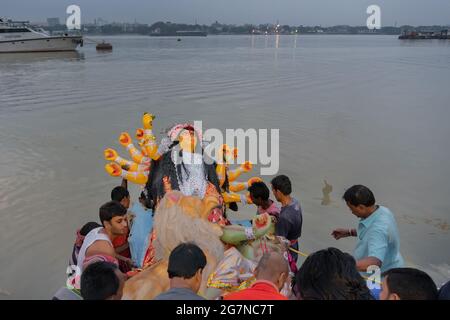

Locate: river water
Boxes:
[0,35,449,299]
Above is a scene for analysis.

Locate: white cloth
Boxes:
[173,151,208,198]
[76,227,112,272]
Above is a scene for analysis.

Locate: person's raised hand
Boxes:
[331,228,350,240]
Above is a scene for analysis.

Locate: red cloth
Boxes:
[112,233,131,273]
[223,280,288,300]
[113,233,130,258]
[112,235,126,247]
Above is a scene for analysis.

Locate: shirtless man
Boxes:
[76,201,129,273]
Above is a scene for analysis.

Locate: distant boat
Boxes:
[399,29,449,40]
[0,17,83,53]
[175,30,207,37]
[96,41,113,51]
[150,29,207,37]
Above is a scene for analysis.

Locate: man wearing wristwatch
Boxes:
[332,185,404,274]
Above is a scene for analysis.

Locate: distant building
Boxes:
[47,18,60,27]
[94,18,108,26]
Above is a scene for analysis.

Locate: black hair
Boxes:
[382,268,438,300]
[248,181,270,201]
[111,186,129,202]
[139,191,153,210]
[295,247,374,300]
[145,148,178,209]
[438,280,450,300]
[99,201,127,226]
[271,175,292,195]
[80,261,120,300]
[343,185,375,207]
[79,222,101,236]
[167,242,207,279]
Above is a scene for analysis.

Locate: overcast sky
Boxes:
[3,0,450,26]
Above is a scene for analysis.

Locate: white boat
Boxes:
[0,18,83,53]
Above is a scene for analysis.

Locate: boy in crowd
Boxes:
[271,175,303,264]
[76,201,128,273]
[80,261,126,300]
[110,185,131,261]
[248,181,280,220]
[154,242,207,300]
[380,267,438,300]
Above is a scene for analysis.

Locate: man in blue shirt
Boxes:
[332,185,404,274]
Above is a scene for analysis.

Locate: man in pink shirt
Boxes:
[248,181,281,220]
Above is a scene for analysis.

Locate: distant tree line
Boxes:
[41,21,449,36]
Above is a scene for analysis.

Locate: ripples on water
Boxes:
[1,35,450,298]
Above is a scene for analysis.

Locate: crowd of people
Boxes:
[53,174,450,301]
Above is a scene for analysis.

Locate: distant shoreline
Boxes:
[39,21,449,37]
[83,33,404,37]
[83,33,446,40]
